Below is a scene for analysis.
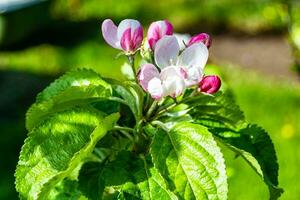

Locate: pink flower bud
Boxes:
[147,20,173,50]
[101,19,143,54]
[198,75,221,94]
[188,33,212,49]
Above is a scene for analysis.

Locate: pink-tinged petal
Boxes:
[131,25,143,52]
[154,36,180,69]
[120,28,132,52]
[137,64,159,91]
[148,38,158,51]
[198,75,221,94]
[188,33,212,48]
[118,19,143,52]
[147,20,173,50]
[117,19,141,39]
[101,19,121,49]
[164,20,173,35]
[148,77,164,100]
[147,23,161,50]
[179,67,188,79]
[178,42,208,70]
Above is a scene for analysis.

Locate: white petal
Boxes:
[101,19,121,49]
[117,19,141,39]
[185,66,204,86]
[178,42,208,69]
[160,66,186,98]
[154,35,180,69]
[159,66,181,81]
[148,77,164,100]
[174,33,191,50]
[162,75,186,98]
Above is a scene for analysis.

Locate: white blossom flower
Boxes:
[138,35,209,99]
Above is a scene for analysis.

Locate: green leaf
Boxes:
[117,182,141,200]
[81,151,178,200]
[27,85,113,131]
[26,69,113,131]
[47,179,86,200]
[151,122,227,200]
[15,106,119,200]
[211,125,283,199]
[188,92,244,129]
[130,155,178,200]
[111,152,179,200]
[108,79,143,123]
[36,69,111,103]
[186,92,283,199]
[78,162,106,200]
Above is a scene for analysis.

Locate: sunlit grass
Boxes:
[0,40,125,79]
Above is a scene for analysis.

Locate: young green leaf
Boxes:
[26,69,113,131]
[111,82,143,123]
[151,122,227,200]
[15,106,119,200]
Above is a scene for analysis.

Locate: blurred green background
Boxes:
[0,0,299,199]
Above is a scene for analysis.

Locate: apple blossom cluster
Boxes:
[101,19,221,100]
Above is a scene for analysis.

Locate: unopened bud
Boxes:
[198,75,221,94]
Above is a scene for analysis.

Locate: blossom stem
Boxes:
[120,130,135,141]
[146,100,158,119]
[156,89,198,114]
[153,103,177,119]
[112,126,135,141]
[155,98,176,114]
[108,97,128,106]
[127,55,138,83]
[151,120,169,131]
[112,125,135,133]
[189,88,198,97]
[144,93,150,112]
[151,94,201,121]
